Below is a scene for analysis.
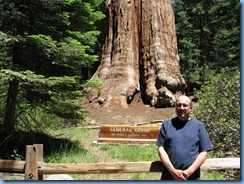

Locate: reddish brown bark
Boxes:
[91,0,186,108]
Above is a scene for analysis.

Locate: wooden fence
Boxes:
[0,144,240,180]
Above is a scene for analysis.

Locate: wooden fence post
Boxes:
[34,144,43,180]
[24,145,38,180]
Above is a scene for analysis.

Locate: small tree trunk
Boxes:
[91,0,186,108]
[3,79,19,136]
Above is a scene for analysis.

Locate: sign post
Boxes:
[96,125,160,144]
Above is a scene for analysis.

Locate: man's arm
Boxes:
[158,146,187,180]
[183,151,208,178]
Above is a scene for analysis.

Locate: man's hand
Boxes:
[171,169,187,180]
[182,170,190,179]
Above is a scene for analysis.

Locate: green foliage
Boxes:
[173,0,240,91]
[0,69,87,132]
[10,149,24,161]
[202,170,225,180]
[82,77,103,89]
[192,67,240,157]
[0,0,105,76]
[0,31,16,65]
[210,1,240,69]
[0,0,106,133]
[0,79,8,123]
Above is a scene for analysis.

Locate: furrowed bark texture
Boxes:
[92,0,186,108]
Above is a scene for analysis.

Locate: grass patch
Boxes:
[44,127,96,163]
[46,127,90,141]
[44,146,94,164]
[132,173,161,180]
[98,144,158,161]
[202,170,225,180]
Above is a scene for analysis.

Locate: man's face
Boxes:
[175,97,192,121]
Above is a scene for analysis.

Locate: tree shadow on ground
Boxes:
[0,131,84,160]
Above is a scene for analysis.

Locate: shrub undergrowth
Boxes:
[192,67,240,158]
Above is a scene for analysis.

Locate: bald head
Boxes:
[176,95,192,106]
[175,95,193,121]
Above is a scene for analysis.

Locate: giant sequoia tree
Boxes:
[91,0,186,108]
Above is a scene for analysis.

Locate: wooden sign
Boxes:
[96,125,160,144]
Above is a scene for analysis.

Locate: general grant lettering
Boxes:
[135,128,151,133]
[110,127,133,132]
[110,127,151,133]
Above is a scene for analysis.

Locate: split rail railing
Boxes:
[0,144,240,180]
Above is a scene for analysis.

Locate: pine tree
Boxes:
[173,0,240,93]
[0,0,105,135]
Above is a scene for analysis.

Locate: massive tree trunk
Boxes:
[91,0,186,108]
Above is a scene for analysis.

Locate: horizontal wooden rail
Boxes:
[38,158,240,175]
[201,158,240,170]
[0,160,25,173]
[0,158,240,175]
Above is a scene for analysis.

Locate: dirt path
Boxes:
[81,129,121,162]
[78,129,133,180]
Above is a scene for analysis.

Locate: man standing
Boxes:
[156,95,212,180]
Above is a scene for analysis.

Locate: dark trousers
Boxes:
[160,170,201,180]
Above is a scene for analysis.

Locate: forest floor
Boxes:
[82,100,175,127]
[71,100,176,180]
[62,100,176,180]
[1,101,176,180]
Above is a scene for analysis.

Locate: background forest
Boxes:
[0,0,240,178]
